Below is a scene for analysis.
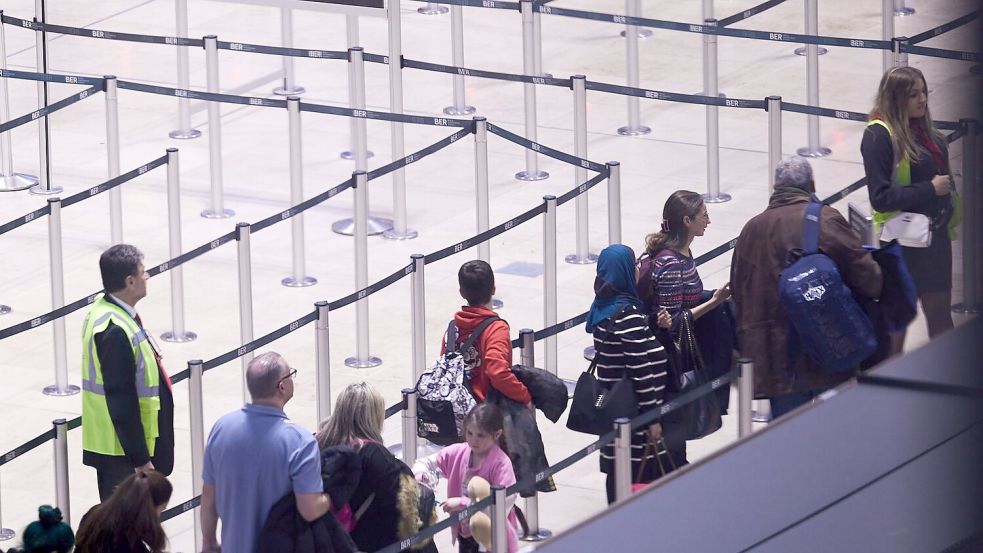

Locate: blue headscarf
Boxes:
[585,244,646,333]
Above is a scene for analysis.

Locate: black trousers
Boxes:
[95,456,136,501]
[458,535,480,553]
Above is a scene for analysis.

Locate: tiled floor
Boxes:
[0,0,978,551]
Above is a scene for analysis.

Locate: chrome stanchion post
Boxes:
[796,3,831,159]
[516,0,549,181]
[283,97,316,287]
[892,36,909,68]
[236,223,255,402]
[738,358,753,438]
[346,171,383,368]
[315,301,332,421]
[401,388,419,465]
[334,48,392,236]
[617,0,650,136]
[893,0,915,17]
[953,119,979,314]
[702,19,730,203]
[444,4,475,115]
[767,95,782,197]
[169,0,200,139]
[473,118,502,308]
[0,11,38,191]
[418,2,448,15]
[105,75,123,245]
[340,16,374,161]
[606,161,621,245]
[0,471,13,539]
[701,0,713,20]
[381,1,416,240]
[613,418,631,502]
[519,328,534,367]
[201,35,234,218]
[410,254,427,382]
[517,332,551,541]
[43,197,78,396]
[794,0,827,56]
[52,418,70,524]
[567,75,598,264]
[491,485,508,553]
[881,0,894,73]
[161,148,197,343]
[532,7,551,77]
[188,359,205,548]
[29,0,59,196]
[619,0,652,39]
[273,8,305,95]
[543,195,558,375]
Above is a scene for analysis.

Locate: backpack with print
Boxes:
[414,317,499,446]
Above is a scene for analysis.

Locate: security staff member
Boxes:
[81,244,174,501]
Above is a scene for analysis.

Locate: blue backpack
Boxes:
[778,200,876,373]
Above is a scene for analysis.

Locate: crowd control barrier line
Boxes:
[907,10,980,45]
[402,57,571,87]
[0,83,100,134]
[410,0,518,10]
[901,44,980,62]
[718,0,788,28]
[216,39,347,60]
[0,14,204,47]
[487,123,607,173]
[0,67,102,87]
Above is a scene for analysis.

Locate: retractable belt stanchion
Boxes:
[738,358,754,438]
[0,471,13,540]
[617,0,650,136]
[567,76,598,264]
[894,0,915,17]
[410,254,427,381]
[52,418,70,524]
[893,36,909,68]
[419,2,448,15]
[283,97,317,287]
[444,4,475,115]
[606,161,622,245]
[543,195,558,375]
[796,1,831,159]
[334,48,392,236]
[315,301,332,421]
[30,0,60,196]
[346,170,383,368]
[274,8,305,95]
[0,11,39,191]
[472,117,502,308]
[613,418,631,502]
[236,223,255,402]
[701,0,713,20]
[794,0,827,56]
[169,0,201,139]
[105,75,123,245]
[516,0,549,181]
[881,0,894,74]
[340,16,374,161]
[767,95,782,197]
[702,19,730,204]
[188,359,205,548]
[201,35,234,219]
[491,485,508,553]
[518,329,552,542]
[382,0,417,241]
[532,9,549,77]
[161,148,197,343]
[620,0,652,39]
[401,388,419,466]
[43,197,79,396]
[953,119,979,315]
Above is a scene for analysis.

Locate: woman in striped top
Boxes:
[586,244,670,504]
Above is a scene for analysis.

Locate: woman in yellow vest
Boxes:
[861,66,956,355]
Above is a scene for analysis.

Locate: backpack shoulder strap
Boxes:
[447,320,460,352]
[458,316,501,353]
[802,201,822,255]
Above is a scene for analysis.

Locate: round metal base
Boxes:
[388,439,444,460]
[381,228,419,241]
[282,275,318,287]
[561,378,577,398]
[344,355,383,368]
[201,207,235,219]
[273,85,306,96]
[0,527,14,541]
[751,409,772,423]
[583,345,595,361]
[0,305,10,315]
[491,298,504,310]
[565,252,599,265]
[160,330,198,343]
[1,173,40,191]
[340,150,375,160]
[894,7,916,16]
[620,28,653,39]
[29,183,63,195]
[951,302,980,315]
[418,4,448,14]
[331,216,394,236]
[702,192,732,204]
[796,146,832,158]
[521,528,554,542]
[443,104,476,116]
[168,128,202,140]
[617,125,651,136]
[515,170,549,181]
[43,384,81,396]
[794,46,828,56]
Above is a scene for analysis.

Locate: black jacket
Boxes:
[510,364,569,423]
[485,388,556,497]
[257,494,358,553]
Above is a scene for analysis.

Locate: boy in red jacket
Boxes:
[441,260,532,407]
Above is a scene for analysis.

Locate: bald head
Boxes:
[775,156,815,192]
[246,352,287,400]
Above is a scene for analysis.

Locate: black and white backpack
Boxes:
[414,317,499,446]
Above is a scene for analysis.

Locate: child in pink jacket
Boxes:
[414,404,521,553]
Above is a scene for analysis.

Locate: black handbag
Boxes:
[566,306,639,435]
[673,310,722,440]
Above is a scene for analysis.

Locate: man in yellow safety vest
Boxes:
[81,244,174,501]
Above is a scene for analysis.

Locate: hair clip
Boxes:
[660,219,671,233]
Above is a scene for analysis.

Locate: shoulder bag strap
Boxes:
[802,201,823,255]
[587,304,632,375]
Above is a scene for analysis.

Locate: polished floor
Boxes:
[0,0,978,550]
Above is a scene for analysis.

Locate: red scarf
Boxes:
[909,119,948,174]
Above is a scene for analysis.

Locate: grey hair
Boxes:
[246,352,287,400]
[774,156,814,191]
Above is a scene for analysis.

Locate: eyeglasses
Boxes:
[278,368,298,387]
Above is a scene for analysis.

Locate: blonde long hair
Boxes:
[870,66,945,163]
[316,382,385,449]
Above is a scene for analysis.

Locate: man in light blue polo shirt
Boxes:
[200,352,330,553]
